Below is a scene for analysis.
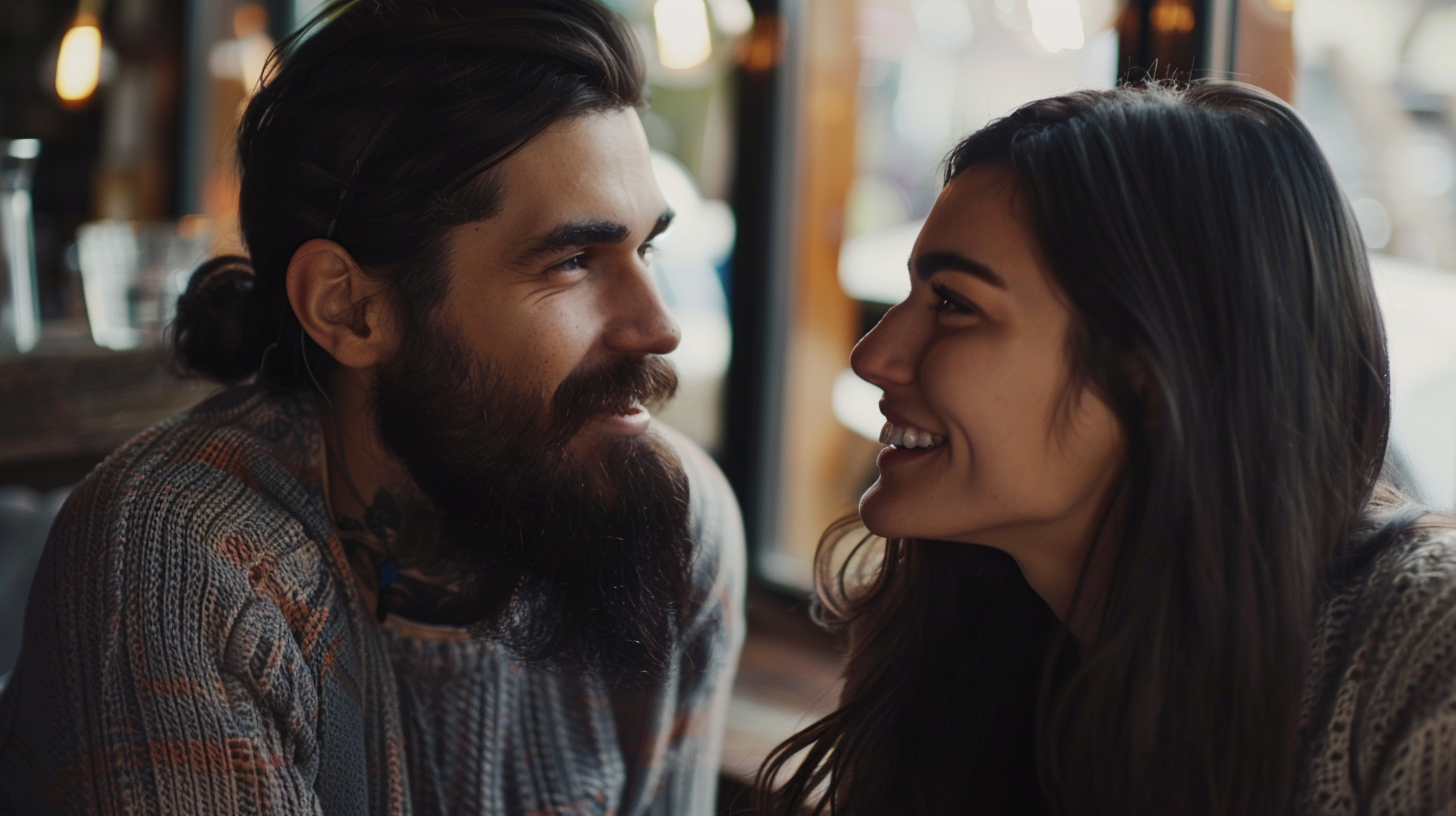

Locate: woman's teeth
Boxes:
[878,421,945,450]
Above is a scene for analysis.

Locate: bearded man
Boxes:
[0,1,744,813]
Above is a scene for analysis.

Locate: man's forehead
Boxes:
[501,111,655,191]
[487,110,667,229]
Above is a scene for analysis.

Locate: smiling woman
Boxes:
[854,164,1126,623]
[756,82,1456,816]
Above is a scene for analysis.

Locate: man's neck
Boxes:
[315,375,477,626]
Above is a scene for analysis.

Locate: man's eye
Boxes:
[555,254,586,273]
[638,242,656,259]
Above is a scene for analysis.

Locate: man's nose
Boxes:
[603,261,681,356]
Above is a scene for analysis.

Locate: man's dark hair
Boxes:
[171,0,646,385]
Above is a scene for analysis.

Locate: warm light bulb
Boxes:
[655,0,713,70]
[1027,0,1086,53]
[56,14,102,103]
[1149,0,1196,33]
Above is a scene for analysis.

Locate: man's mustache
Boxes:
[549,355,679,442]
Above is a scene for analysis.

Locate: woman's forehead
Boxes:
[919,166,1046,284]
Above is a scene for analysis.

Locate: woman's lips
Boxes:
[877,443,940,469]
[877,402,946,451]
[878,420,945,450]
[874,402,946,468]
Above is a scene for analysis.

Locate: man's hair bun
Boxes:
[169,255,267,383]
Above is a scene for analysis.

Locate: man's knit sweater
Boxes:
[0,386,745,815]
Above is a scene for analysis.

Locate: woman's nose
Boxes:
[850,304,917,390]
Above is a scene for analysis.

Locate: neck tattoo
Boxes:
[334,487,477,626]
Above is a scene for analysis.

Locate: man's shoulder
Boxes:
[49,385,333,587]
[11,386,349,698]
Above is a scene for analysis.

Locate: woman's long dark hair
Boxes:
[758,83,1395,815]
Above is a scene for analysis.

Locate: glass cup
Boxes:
[0,139,41,354]
[76,217,212,351]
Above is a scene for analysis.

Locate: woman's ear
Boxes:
[286,238,398,370]
[1123,353,1151,403]
[1118,351,1163,438]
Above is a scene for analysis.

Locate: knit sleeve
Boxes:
[0,453,326,814]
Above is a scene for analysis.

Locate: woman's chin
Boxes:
[860,482,986,543]
[858,484,920,540]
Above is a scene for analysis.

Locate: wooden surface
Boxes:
[0,347,215,468]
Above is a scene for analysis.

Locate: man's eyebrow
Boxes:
[644,209,675,243]
[523,219,631,258]
[911,250,1008,289]
[517,209,676,265]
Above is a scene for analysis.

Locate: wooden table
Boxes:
[0,346,215,488]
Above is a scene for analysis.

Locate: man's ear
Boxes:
[286,238,397,370]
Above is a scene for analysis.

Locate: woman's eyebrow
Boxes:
[911,250,1007,289]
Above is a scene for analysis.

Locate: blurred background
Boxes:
[2,0,1455,806]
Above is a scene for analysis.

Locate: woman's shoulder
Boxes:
[1342,516,1456,639]
[1300,515,1456,815]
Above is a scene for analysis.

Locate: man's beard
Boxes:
[371,320,694,687]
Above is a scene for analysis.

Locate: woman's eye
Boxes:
[929,283,978,318]
[638,242,656,260]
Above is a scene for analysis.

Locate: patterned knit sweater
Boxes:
[0,385,745,815]
[1298,522,1456,815]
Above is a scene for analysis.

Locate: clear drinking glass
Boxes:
[0,139,42,354]
[76,217,212,351]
